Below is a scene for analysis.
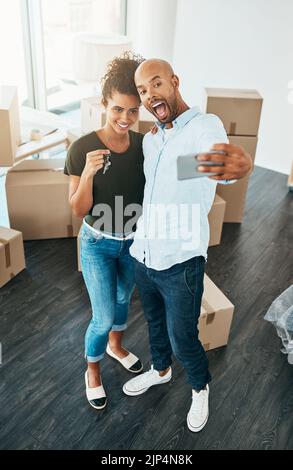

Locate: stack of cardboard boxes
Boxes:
[0,86,25,287]
[0,86,82,287]
[204,88,263,222]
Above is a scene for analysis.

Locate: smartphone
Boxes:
[177,150,226,180]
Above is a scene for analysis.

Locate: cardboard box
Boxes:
[216,135,258,223]
[0,86,21,166]
[5,160,82,240]
[199,274,235,351]
[204,88,262,136]
[11,156,66,172]
[0,226,25,288]
[208,194,226,246]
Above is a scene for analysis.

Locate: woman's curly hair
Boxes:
[101,51,145,104]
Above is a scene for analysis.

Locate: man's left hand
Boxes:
[197,143,253,180]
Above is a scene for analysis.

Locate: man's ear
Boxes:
[171,75,179,89]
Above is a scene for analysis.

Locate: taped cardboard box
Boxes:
[199,274,234,351]
[204,88,262,136]
[208,194,226,246]
[0,226,25,288]
[216,135,258,223]
[5,159,82,240]
[0,86,21,167]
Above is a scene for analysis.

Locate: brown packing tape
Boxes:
[201,297,216,325]
[67,225,73,238]
[229,122,237,135]
[206,312,216,325]
[0,238,11,268]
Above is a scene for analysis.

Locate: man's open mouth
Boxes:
[151,101,168,120]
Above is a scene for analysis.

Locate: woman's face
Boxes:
[104,92,140,134]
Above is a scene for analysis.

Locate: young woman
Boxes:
[64,52,147,410]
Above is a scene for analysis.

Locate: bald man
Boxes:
[123,59,252,433]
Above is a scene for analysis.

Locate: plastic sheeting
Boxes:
[264,285,293,364]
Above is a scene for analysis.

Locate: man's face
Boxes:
[135,63,178,124]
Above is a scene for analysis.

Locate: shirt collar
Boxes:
[156,106,201,130]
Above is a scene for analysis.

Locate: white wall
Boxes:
[172,0,293,175]
[127,0,178,63]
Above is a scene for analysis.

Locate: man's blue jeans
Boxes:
[134,256,211,391]
[80,223,135,362]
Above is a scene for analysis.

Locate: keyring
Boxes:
[103,153,112,175]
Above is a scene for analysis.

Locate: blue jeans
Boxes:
[134,256,211,391]
[80,223,135,362]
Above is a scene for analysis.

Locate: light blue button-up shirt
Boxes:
[130,107,232,270]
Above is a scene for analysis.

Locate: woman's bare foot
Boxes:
[108,330,129,359]
[87,361,102,388]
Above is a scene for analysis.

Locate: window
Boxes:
[0,0,28,106]
[28,0,127,120]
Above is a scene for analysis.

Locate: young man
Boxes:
[123,59,252,432]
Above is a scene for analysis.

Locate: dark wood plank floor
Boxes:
[0,166,292,450]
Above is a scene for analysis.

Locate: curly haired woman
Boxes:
[64,52,147,410]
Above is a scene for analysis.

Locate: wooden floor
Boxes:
[0,166,292,450]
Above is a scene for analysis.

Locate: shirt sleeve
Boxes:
[64,141,86,177]
[197,114,236,185]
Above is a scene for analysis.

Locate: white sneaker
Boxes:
[123,365,172,396]
[187,385,209,432]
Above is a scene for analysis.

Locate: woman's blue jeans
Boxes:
[80,223,135,363]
